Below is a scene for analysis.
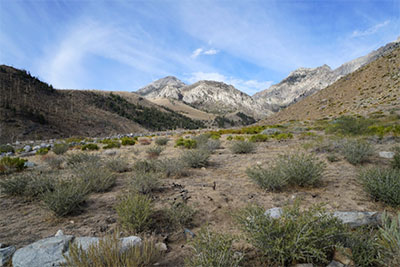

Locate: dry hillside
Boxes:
[264,46,400,124]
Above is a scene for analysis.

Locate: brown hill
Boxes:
[264,46,400,124]
[0,65,204,143]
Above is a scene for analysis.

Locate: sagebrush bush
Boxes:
[156,158,188,178]
[132,159,158,173]
[198,139,221,153]
[246,166,288,191]
[359,167,400,206]
[0,172,54,198]
[43,155,64,169]
[326,115,375,136]
[63,234,162,267]
[391,146,400,169]
[41,178,89,217]
[379,212,400,266]
[121,137,135,146]
[236,203,346,266]
[341,139,374,165]
[0,144,14,153]
[180,149,210,168]
[72,162,116,193]
[0,156,27,173]
[81,144,99,151]
[105,157,130,173]
[115,193,154,233]
[185,227,243,267]
[146,146,164,159]
[167,202,196,228]
[130,171,161,194]
[230,141,256,154]
[53,143,69,155]
[66,153,100,166]
[0,174,29,196]
[327,153,340,162]
[155,137,169,146]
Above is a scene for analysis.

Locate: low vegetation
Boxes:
[175,137,197,149]
[180,149,210,168]
[340,139,374,165]
[146,146,164,159]
[121,137,135,146]
[81,144,99,151]
[52,143,69,155]
[155,137,169,146]
[72,162,116,193]
[0,156,27,174]
[230,140,256,154]
[130,171,161,194]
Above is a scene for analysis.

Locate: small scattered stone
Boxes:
[326,260,344,267]
[379,151,395,159]
[55,230,64,237]
[333,248,354,266]
[0,245,16,266]
[201,167,206,170]
[264,207,283,219]
[23,145,31,152]
[332,211,380,228]
[24,161,35,168]
[120,236,142,253]
[103,150,117,156]
[155,242,167,252]
[32,146,41,151]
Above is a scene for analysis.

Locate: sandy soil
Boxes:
[0,134,399,266]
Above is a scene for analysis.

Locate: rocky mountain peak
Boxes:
[136,76,186,99]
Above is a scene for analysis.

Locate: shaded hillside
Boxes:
[0,65,204,143]
[263,46,400,124]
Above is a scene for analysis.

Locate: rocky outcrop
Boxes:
[136,76,185,99]
[254,38,400,111]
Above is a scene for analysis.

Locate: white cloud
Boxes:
[351,20,390,38]
[187,71,273,95]
[191,47,219,58]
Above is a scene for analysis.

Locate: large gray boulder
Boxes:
[12,235,73,267]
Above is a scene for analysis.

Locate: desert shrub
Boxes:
[130,171,161,194]
[248,134,268,142]
[105,157,130,173]
[115,193,154,233]
[121,137,136,146]
[146,146,164,159]
[138,138,151,146]
[0,156,27,173]
[0,174,29,196]
[327,153,340,162]
[344,228,384,267]
[379,212,400,266]
[132,159,158,173]
[273,132,294,140]
[233,135,245,141]
[167,202,196,228]
[341,139,374,165]
[326,115,375,136]
[72,162,116,193]
[359,167,400,206]
[175,137,197,149]
[0,144,14,153]
[226,135,233,141]
[185,227,242,267]
[103,140,121,149]
[192,134,210,145]
[36,147,49,155]
[246,166,288,191]
[236,203,346,266]
[180,149,210,168]
[66,153,100,166]
[41,178,89,217]
[24,173,55,199]
[53,143,69,155]
[156,158,188,178]
[155,137,169,146]
[81,144,99,151]
[41,154,63,169]
[198,139,221,152]
[230,141,256,154]
[63,234,162,267]
[391,146,400,169]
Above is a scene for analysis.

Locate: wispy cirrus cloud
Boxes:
[351,20,390,38]
[186,71,273,95]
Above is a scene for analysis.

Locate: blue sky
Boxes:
[0,0,399,95]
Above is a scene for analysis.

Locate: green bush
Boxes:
[273,132,294,140]
[326,115,375,136]
[63,234,162,267]
[327,153,340,162]
[185,227,243,267]
[43,155,64,169]
[180,149,210,168]
[341,139,374,165]
[121,137,136,146]
[81,144,99,151]
[72,162,116,193]
[0,174,29,196]
[115,193,154,233]
[233,135,245,141]
[246,166,288,191]
[198,139,221,153]
[230,141,256,154]
[175,137,197,149]
[146,146,164,159]
[0,156,27,173]
[359,167,400,206]
[236,203,346,266]
[0,144,14,153]
[156,158,188,178]
[103,140,121,149]
[379,212,400,266]
[53,143,69,155]
[155,137,169,146]
[41,178,89,217]
[391,146,400,169]
[130,171,161,194]
[248,134,269,142]
[36,147,49,155]
[66,153,100,166]
[0,172,54,198]
[105,157,130,173]
[226,135,233,141]
[132,159,158,173]
[167,202,196,228]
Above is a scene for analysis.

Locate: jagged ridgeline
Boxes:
[91,93,204,131]
[0,65,204,143]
